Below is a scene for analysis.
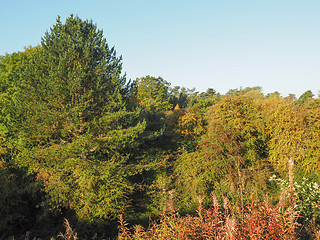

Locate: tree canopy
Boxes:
[0,15,145,221]
[132,75,171,113]
[1,15,320,239]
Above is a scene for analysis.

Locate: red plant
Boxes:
[117,191,299,239]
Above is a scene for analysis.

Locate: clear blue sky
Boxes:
[1,0,320,97]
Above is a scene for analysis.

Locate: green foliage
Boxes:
[297,90,314,105]
[301,99,320,173]
[0,160,42,237]
[166,88,220,153]
[0,15,145,222]
[0,48,39,158]
[2,14,320,239]
[167,106,205,151]
[266,91,281,98]
[169,86,194,109]
[170,86,220,110]
[261,97,307,172]
[133,76,171,114]
[270,175,320,224]
[174,94,270,210]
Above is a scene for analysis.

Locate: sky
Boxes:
[1,0,320,98]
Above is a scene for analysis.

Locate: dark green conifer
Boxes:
[0,15,145,221]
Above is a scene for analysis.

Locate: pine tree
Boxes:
[1,15,145,221]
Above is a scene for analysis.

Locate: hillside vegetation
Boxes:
[1,15,319,239]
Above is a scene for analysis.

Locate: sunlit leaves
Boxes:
[260,96,307,172]
[0,15,145,221]
[301,98,320,173]
[133,76,171,114]
[174,94,269,208]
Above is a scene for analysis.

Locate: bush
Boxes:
[270,175,320,224]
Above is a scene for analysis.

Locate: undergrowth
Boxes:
[5,159,320,239]
[117,192,300,240]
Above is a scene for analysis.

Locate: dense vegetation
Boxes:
[1,15,319,239]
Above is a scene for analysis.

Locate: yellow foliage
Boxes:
[259,97,307,172]
[176,108,204,138]
[300,99,320,172]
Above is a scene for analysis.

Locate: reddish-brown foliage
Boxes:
[117,192,299,239]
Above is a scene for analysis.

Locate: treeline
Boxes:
[1,15,319,239]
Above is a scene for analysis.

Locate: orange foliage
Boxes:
[117,193,298,240]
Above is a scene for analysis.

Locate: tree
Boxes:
[298,98,320,174]
[170,86,188,109]
[133,75,171,114]
[260,97,307,172]
[174,94,269,210]
[169,86,196,109]
[199,88,216,99]
[297,90,314,105]
[266,91,281,98]
[1,15,145,221]
[0,47,44,155]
